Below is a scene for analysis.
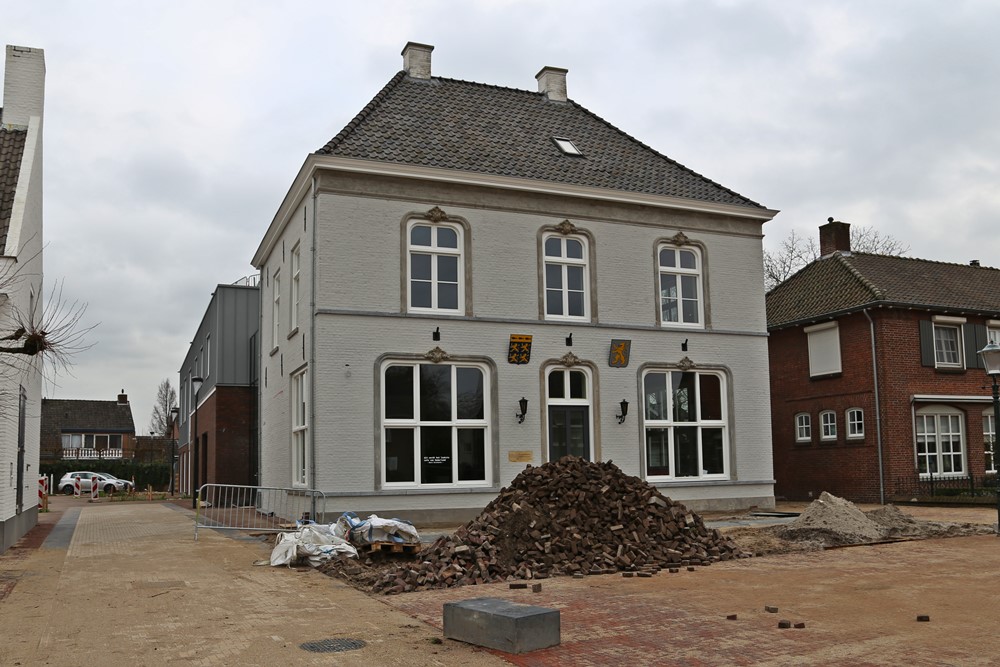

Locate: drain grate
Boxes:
[299,638,367,653]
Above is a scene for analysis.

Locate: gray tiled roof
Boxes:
[766,252,1000,329]
[317,73,764,209]
[0,126,27,249]
[41,399,136,434]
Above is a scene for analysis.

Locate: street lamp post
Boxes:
[978,342,1000,535]
[169,406,179,496]
[190,377,204,509]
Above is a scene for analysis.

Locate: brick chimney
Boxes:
[819,218,851,256]
[402,42,433,80]
[2,45,45,127]
[536,66,568,102]
[118,390,128,405]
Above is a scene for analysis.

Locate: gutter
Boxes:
[863,308,885,504]
[309,175,318,490]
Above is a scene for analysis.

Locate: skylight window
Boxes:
[552,137,583,156]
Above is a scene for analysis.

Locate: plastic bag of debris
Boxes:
[269,523,358,567]
[335,512,420,545]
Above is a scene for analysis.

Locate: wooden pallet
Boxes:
[359,541,420,555]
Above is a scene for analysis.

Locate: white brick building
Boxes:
[251,43,777,522]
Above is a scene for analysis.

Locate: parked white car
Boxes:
[58,471,134,495]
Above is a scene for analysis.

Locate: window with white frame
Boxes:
[658,245,703,326]
[381,361,490,487]
[846,408,864,439]
[984,409,996,474]
[408,223,463,313]
[795,413,811,442]
[291,370,308,487]
[820,410,836,440]
[642,369,728,479]
[915,407,965,477]
[545,367,593,462]
[290,244,300,331]
[272,271,281,348]
[933,322,963,368]
[543,234,588,320]
[805,322,841,377]
[205,335,211,378]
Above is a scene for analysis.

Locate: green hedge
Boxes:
[40,461,171,491]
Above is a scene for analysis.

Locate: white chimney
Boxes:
[402,42,434,80]
[3,45,45,127]
[535,66,568,102]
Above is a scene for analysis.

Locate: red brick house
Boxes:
[767,220,1000,503]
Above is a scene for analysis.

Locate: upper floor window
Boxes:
[805,321,841,377]
[795,413,811,442]
[290,244,301,331]
[205,335,211,379]
[846,408,864,439]
[543,234,589,320]
[658,246,702,327]
[642,369,728,480]
[272,271,282,348]
[820,410,837,441]
[408,223,463,314]
[934,324,962,368]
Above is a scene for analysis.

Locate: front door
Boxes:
[548,405,590,461]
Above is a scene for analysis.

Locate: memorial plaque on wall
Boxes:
[508,334,532,364]
[609,339,631,367]
[508,451,534,463]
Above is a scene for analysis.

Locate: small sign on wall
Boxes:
[508,334,533,364]
[609,339,631,367]
[508,451,534,463]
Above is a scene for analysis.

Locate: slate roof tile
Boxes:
[0,126,27,249]
[317,73,764,209]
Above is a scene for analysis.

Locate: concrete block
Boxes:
[443,597,560,654]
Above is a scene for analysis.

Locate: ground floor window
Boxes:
[642,369,728,480]
[984,410,996,474]
[291,369,308,487]
[381,361,490,487]
[915,408,965,477]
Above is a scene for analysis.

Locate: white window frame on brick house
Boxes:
[657,244,703,327]
[804,321,841,377]
[846,408,864,439]
[983,408,996,474]
[641,369,729,480]
[272,270,281,349]
[989,321,1000,346]
[795,413,811,442]
[291,369,308,487]
[542,233,589,321]
[407,221,465,314]
[915,406,965,478]
[820,410,837,441]
[380,360,491,488]
[932,315,966,369]
[290,244,300,332]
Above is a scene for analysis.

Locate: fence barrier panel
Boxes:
[194,484,327,541]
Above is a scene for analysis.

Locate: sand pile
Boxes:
[778,492,884,546]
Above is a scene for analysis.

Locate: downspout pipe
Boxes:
[309,175,318,504]
[864,308,886,504]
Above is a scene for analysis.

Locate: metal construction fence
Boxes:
[194,484,328,540]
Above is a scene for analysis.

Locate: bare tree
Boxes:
[764,225,909,291]
[149,378,178,437]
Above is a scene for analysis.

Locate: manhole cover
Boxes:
[299,638,367,653]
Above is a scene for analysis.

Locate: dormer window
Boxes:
[552,137,582,156]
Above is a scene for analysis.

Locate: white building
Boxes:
[251,43,777,522]
[0,45,45,552]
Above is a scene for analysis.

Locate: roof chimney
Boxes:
[971,260,981,267]
[401,42,433,80]
[535,66,568,102]
[819,217,851,256]
[2,45,46,127]
[118,390,128,405]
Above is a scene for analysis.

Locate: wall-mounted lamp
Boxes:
[565,333,573,347]
[616,399,629,424]
[681,339,688,352]
[516,397,529,424]
[432,327,440,341]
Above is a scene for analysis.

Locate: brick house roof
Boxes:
[0,125,27,249]
[316,72,765,210]
[766,252,1000,329]
[41,398,136,447]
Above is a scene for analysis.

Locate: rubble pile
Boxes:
[370,456,750,595]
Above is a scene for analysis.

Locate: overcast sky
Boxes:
[4,0,1000,432]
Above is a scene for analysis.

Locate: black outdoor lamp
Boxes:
[190,376,204,509]
[516,397,528,424]
[616,399,629,424]
[978,341,1000,535]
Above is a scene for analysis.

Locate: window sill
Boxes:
[934,366,966,374]
[286,327,299,340]
[809,372,842,380]
[269,346,279,357]
[794,440,812,446]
